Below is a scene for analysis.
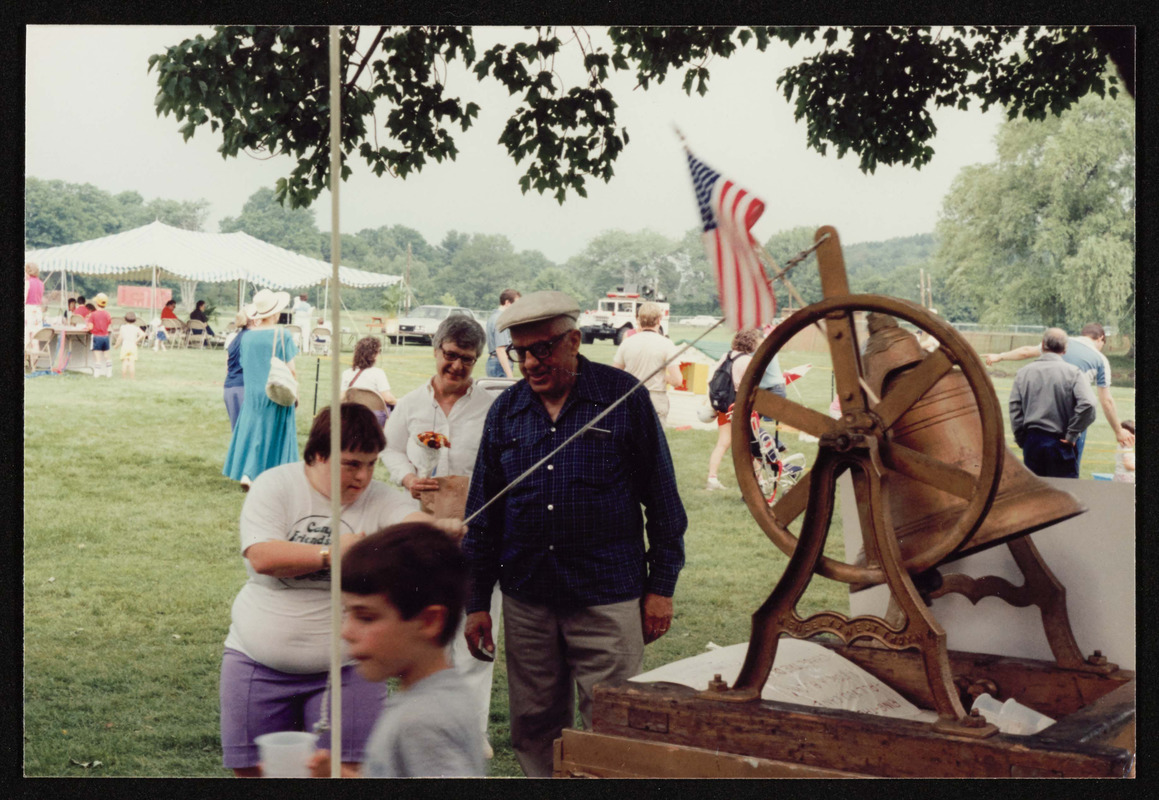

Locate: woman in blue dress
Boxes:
[223,289,299,490]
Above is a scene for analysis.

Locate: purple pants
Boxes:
[219,647,387,770]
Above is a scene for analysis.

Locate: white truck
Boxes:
[577,286,670,345]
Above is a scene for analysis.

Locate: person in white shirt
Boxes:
[219,403,464,776]
[291,293,313,347]
[381,313,500,759]
[612,301,682,425]
[341,337,397,426]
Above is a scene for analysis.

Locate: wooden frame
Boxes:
[570,643,1134,778]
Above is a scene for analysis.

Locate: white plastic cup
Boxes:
[970,693,1054,735]
[255,730,318,778]
[997,697,1055,735]
[970,692,1003,721]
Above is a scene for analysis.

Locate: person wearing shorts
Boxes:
[705,329,760,490]
[87,293,113,378]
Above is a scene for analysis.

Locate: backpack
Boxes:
[708,351,739,413]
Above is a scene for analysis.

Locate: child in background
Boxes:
[151,316,169,351]
[87,293,113,378]
[116,311,146,379]
[1114,420,1135,483]
[308,522,485,778]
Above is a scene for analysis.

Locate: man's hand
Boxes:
[464,611,496,662]
[402,473,439,499]
[983,353,1000,366]
[1116,426,1136,447]
[641,593,673,644]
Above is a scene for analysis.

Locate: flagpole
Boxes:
[674,127,879,406]
[327,24,344,779]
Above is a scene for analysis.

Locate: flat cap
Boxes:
[496,290,580,332]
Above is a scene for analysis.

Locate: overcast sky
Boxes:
[26,25,1006,265]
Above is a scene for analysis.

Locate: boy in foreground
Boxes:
[309,522,486,778]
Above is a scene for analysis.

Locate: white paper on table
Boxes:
[631,639,938,722]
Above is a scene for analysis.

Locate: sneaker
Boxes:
[240,475,253,492]
[705,477,726,491]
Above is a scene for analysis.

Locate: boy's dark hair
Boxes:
[77,295,86,303]
[85,303,96,312]
[342,522,466,646]
[303,404,387,465]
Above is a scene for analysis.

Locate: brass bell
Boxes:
[855,313,1086,571]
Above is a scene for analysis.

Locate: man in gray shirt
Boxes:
[1008,328,1097,478]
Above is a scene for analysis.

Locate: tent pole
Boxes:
[326,25,343,777]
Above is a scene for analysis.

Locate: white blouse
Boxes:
[381,379,495,484]
[341,366,392,399]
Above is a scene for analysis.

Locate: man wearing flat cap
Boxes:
[461,291,687,777]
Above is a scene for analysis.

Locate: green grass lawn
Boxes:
[23,320,1134,776]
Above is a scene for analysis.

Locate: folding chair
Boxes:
[475,377,519,398]
[26,327,55,371]
[165,320,187,348]
[309,327,331,356]
[70,314,86,326]
[343,387,389,427]
[283,323,303,352]
[186,321,207,349]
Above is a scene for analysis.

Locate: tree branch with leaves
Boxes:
[149,25,1128,209]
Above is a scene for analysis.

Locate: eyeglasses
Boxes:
[438,346,477,367]
[506,332,569,364]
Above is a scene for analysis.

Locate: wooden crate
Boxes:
[561,642,1134,778]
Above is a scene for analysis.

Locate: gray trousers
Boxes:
[502,593,644,777]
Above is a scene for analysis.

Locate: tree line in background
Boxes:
[25,91,1132,338]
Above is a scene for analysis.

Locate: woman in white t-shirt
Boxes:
[219,403,464,777]
[341,337,397,426]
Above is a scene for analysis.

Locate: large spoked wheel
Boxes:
[731,294,1004,586]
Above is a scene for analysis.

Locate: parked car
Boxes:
[390,305,476,345]
[678,315,720,327]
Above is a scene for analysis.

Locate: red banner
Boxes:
[117,285,172,309]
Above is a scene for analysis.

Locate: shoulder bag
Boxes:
[266,327,299,407]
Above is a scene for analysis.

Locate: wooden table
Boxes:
[555,643,1135,778]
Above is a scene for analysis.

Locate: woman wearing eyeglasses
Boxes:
[380,312,501,758]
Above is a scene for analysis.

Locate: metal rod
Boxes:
[464,318,726,525]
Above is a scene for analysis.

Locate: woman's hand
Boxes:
[307,749,361,778]
[337,531,367,553]
[401,473,439,499]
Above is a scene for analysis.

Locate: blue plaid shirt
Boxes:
[462,356,687,612]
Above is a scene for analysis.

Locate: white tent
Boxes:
[24,220,401,317]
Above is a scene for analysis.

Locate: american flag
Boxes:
[686,150,775,331]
